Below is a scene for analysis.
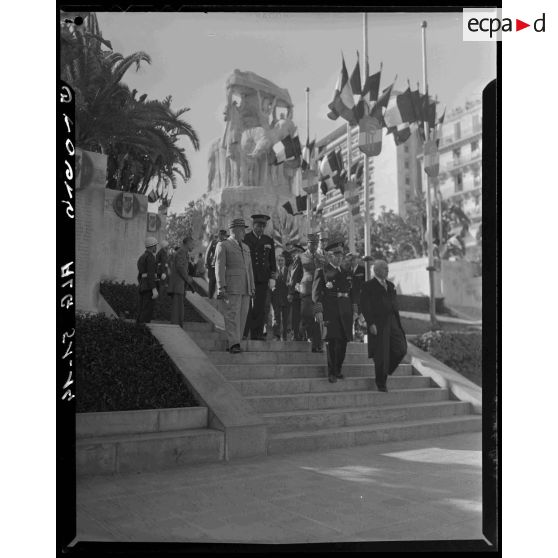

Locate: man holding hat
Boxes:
[289,233,325,352]
[136,237,159,324]
[360,259,407,392]
[312,241,354,382]
[215,218,255,353]
[205,229,228,299]
[243,214,277,340]
[167,236,195,327]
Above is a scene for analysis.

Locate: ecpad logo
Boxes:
[463,8,546,41]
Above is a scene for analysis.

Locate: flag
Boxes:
[344,180,360,206]
[350,160,364,184]
[359,113,383,156]
[272,134,302,165]
[350,55,366,122]
[409,88,426,142]
[295,195,307,213]
[318,149,344,194]
[351,204,360,216]
[363,70,381,104]
[383,87,416,129]
[327,55,357,125]
[423,139,440,177]
[301,139,317,172]
[302,181,319,195]
[387,123,412,146]
[282,201,294,215]
[434,108,446,148]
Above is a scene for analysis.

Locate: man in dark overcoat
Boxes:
[312,241,354,382]
[136,236,159,324]
[243,214,277,340]
[360,259,407,392]
[289,233,324,352]
[348,253,366,341]
[286,244,304,340]
[271,253,290,340]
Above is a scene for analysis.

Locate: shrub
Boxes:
[75,314,198,412]
[411,330,482,386]
[100,281,205,322]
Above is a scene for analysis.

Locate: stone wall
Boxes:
[75,150,166,312]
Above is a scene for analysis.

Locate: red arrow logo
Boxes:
[516,19,530,31]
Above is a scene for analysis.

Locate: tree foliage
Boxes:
[59,13,199,206]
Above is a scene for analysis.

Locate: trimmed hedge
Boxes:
[411,330,482,386]
[76,314,198,412]
[100,281,205,322]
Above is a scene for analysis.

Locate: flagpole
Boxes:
[305,86,312,233]
[421,20,438,329]
[362,12,371,279]
[346,122,356,252]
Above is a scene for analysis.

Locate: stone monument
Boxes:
[205,69,307,248]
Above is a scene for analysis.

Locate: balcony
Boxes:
[439,124,482,148]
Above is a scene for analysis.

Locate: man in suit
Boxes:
[348,253,367,342]
[136,237,159,324]
[155,240,170,298]
[167,236,195,327]
[271,253,290,341]
[287,244,304,341]
[243,214,276,340]
[313,241,354,383]
[215,218,255,354]
[205,229,228,299]
[360,259,407,392]
[289,233,325,352]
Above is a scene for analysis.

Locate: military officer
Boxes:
[312,241,354,382]
[136,236,159,324]
[243,214,277,340]
[289,233,325,352]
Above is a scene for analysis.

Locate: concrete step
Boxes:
[76,428,225,476]
[230,375,431,397]
[267,415,482,455]
[263,401,472,433]
[182,322,213,332]
[207,350,376,365]
[217,363,413,380]
[245,387,450,414]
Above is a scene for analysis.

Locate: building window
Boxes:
[404,145,409,153]
[404,159,409,169]
[405,176,410,185]
[453,147,461,160]
[471,140,479,153]
[405,191,411,201]
[455,172,463,192]
[454,122,461,140]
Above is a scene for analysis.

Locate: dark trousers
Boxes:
[300,295,322,349]
[170,293,184,328]
[272,302,290,339]
[290,297,302,340]
[137,290,154,324]
[208,268,216,299]
[373,314,408,389]
[245,282,268,338]
[326,338,348,378]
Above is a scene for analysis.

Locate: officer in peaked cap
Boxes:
[136,236,159,324]
[288,232,325,352]
[312,240,355,382]
[243,214,277,340]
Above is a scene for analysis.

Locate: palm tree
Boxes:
[60,13,199,203]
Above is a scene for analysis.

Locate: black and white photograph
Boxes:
[56,5,500,552]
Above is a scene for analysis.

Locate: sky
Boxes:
[96,11,496,214]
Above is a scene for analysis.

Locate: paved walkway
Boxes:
[76,432,483,544]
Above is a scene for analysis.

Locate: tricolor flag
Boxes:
[350,160,364,185]
[327,55,357,126]
[383,87,416,129]
[282,200,294,215]
[344,180,360,206]
[351,204,360,217]
[350,54,366,122]
[318,149,345,194]
[272,134,302,165]
[301,139,317,173]
[295,195,308,213]
[434,108,446,149]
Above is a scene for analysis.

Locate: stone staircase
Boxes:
[183,322,481,456]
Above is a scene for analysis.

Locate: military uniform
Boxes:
[289,246,325,351]
[312,244,354,381]
[243,222,276,339]
[136,244,158,324]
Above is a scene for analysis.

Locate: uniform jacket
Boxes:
[137,250,157,292]
[215,237,255,296]
[205,240,219,269]
[360,277,404,332]
[289,250,325,297]
[167,246,190,294]
[243,231,276,284]
[312,263,354,340]
[155,248,169,279]
[271,265,290,308]
[350,264,366,310]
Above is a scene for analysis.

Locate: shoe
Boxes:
[377,386,388,392]
[230,344,242,354]
[312,348,324,353]
[328,375,337,383]
[336,373,344,380]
